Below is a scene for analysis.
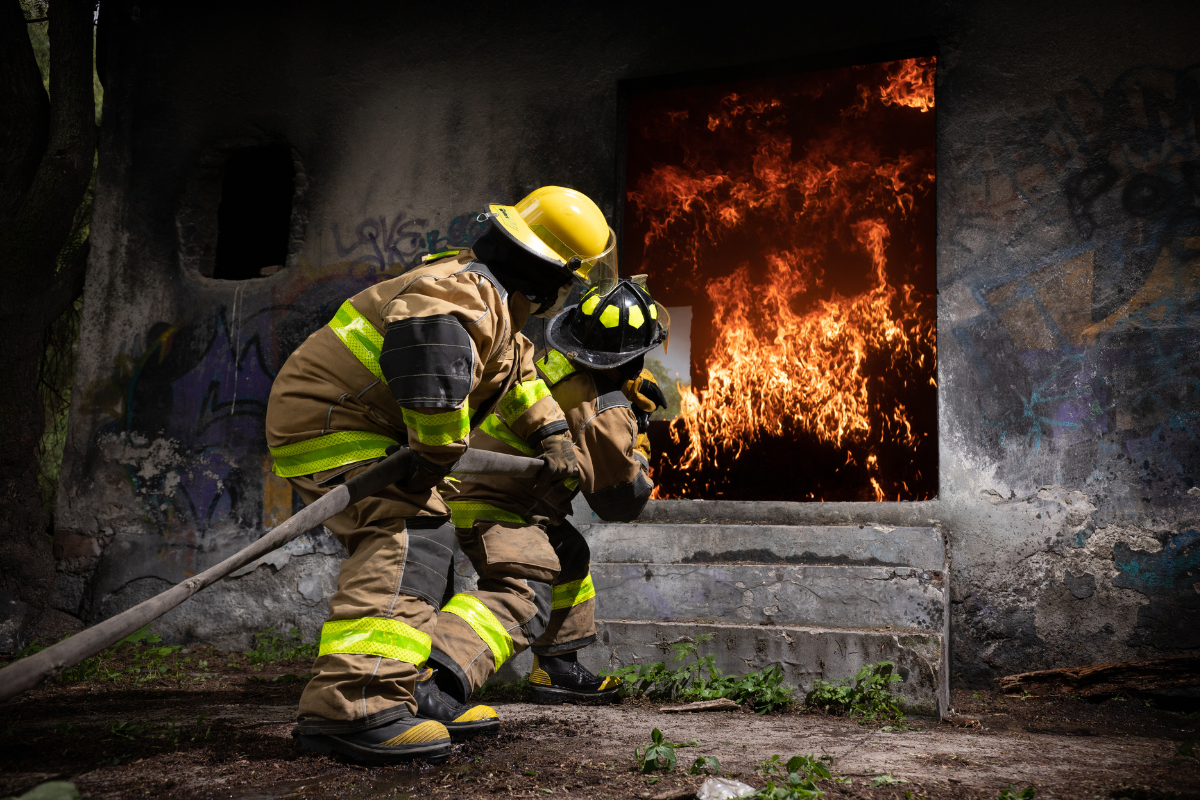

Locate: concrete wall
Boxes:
[48,0,1200,686]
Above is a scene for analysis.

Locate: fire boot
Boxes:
[292,708,452,764]
[527,652,621,704]
[414,667,500,739]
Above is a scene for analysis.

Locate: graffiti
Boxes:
[1112,529,1200,648]
[330,212,488,271]
[951,62,1200,492]
[104,272,371,560]
[92,209,491,574]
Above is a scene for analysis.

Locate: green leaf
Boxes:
[688,755,720,775]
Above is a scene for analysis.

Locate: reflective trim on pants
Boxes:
[446,500,527,529]
[441,594,515,671]
[318,617,432,665]
[551,574,596,611]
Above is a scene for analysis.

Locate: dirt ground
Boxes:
[1,653,1197,800]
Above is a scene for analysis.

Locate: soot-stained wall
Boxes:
[50,1,1200,684]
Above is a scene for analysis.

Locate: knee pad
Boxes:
[521,579,553,643]
[397,520,455,607]
[545,520,590,582]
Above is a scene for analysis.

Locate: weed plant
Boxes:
[750,753,836,799]
[246,626,317,665]
[603,635,793,713]
[633,729,703,774]
[805,661,904,722]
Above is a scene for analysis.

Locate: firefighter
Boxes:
[426,277,669,706]
[265,186,618,764]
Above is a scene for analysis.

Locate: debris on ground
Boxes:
[697,776,756,799]
[662,698,742,713]
[996,654,1200,697]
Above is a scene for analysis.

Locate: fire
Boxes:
[628,58,937,501]
[877,57,936,112]
[667,221,929,477]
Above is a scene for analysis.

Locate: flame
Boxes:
[628,58,936,501]
[667,221,930,475]
[877,57,936,112]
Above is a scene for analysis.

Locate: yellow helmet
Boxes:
[487,186,618,289]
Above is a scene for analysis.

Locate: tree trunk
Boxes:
[0,0,95,648]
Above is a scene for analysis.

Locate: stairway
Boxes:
[455,517,950,717]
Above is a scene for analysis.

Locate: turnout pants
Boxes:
[533,520,597,656]
[429,517,597,700]
[287,468,456,730]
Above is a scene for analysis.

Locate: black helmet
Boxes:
[545,278,670,369]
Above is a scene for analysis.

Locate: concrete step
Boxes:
[454,520,950,716]
[590,563,944,631]
[584,524,945,571]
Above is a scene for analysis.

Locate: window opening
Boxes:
[213,143,295,280]
[624,57,938,501]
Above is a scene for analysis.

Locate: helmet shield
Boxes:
[545,278,670,369]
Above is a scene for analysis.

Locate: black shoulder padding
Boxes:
[584,471,653,523]
[458,261,509,303]
[395,521,456,608]
[380,315,474,408]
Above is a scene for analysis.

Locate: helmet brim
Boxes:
[545,306,668,370]
[487,205,616,285]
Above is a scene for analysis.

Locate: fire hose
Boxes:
[0,447,545,703]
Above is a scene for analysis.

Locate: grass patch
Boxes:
[246,626,317,665]
[602,634,793,713]
[473,676,530,703]
[0,625,318,691]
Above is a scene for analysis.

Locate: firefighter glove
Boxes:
[623,369,668,433]
[537,432,579,484]
[635,432,652,464]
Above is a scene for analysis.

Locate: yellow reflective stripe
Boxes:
[478,413,537,456]
[402,406,470,446]
[498,379,551,422]
[318,617,431,664]
[269,431,398,478]
[441,594,514,671]
[328,300,386,383]
[422,249,461,262]
[446,501,528,529]
[552,574,596,611]
[537,349,577,385]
